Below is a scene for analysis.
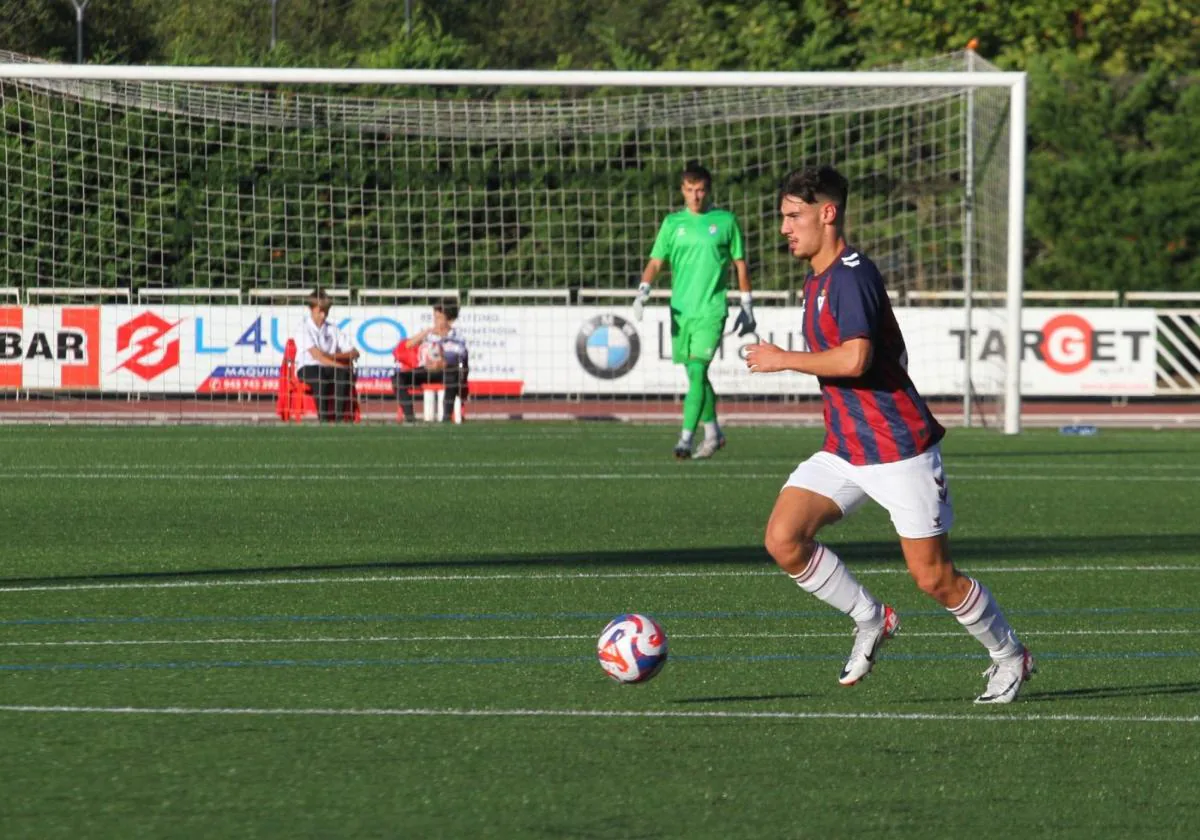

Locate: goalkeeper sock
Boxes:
[949,578,1022,660]
[703,420,720,440]
[699,376,717,424]
[678,429,694,446]
[681,361,706,434]
[790,543,882,626]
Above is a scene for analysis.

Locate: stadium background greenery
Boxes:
[1,0,1197,294]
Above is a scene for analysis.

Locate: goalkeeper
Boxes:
[635,161,755,459]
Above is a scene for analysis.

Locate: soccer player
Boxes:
[393,300,469,423]
[744,165,1035,704]
[293,287,359,423]
[634,161,756,460]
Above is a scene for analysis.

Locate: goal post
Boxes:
[0,52,1025,431]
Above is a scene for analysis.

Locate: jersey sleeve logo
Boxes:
[841,252,861,267]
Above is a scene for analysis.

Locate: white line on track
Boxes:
[1,565,1195,595]
[0,705,1197,724]
[1,628,1192,648]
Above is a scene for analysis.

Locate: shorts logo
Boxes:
[576,314,640,380]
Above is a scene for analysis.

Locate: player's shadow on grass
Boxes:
[3,533,1199,585]
[1025,682,1200,702]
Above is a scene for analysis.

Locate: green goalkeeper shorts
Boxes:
[671,312,725,364]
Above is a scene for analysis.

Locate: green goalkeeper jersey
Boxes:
[649,207,745,319]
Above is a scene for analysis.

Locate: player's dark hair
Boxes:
[778,165,849,226]
[434,299,459,321]
[306,287,333,311]
[680,160,712,188]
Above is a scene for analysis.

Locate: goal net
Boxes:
[0,50,1023,429]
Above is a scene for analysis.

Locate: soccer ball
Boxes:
[597,613,668,684]
[419,341,444,367]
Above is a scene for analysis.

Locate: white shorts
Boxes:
[782,444,954,539]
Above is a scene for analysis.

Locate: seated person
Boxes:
[393,300,469,422]
[293,287,360,422]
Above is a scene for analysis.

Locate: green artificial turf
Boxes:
[1,424,1197,839]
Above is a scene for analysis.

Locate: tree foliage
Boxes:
[0,0,1197,291]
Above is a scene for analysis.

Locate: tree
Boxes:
[1024,52,1200,291]
[846,0,1199,73]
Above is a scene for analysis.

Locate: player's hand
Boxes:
[632,282,651,322]
[745,341,787,374]
[733,292,756,337]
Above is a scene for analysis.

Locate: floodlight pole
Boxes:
[68,0,91,64]
[406,0,413,36]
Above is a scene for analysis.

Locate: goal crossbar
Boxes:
[0,64,1025,90]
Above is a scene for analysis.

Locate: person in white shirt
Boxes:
[293,287,360,423]
[393,300,469,422]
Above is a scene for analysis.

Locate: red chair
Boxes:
[393,341,465,423]
[277,338,361,423]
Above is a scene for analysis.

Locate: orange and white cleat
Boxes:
[838,604,900,686]
[975,647,1036,704]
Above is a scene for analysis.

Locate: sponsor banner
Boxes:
[0,305,1159,397]
[0,306,101,389]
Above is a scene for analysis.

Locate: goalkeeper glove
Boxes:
[733,291,757,337]
[632,282,652,322]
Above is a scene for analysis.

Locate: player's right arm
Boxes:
[640,257,665,287]
[746,265,881,377]
[744,339,873,378]
[635,218,673,320]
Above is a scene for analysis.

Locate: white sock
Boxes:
[949,578,1022,661]
[789,543,882,626]
[678,429,694,446]
[703,420,720,440]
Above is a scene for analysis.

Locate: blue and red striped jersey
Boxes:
[801,247,945,465]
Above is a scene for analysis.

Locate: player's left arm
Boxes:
[329,328,360,367]
[730,218,755,334]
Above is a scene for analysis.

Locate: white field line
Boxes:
[1,565,1196,595]
[2,565,1198,595]
[0,470,1196,482]
[0,704,1197,725]
[6,461,1198,471]
[1,628,1193,648]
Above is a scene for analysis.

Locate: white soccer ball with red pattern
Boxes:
[597,613,668,684]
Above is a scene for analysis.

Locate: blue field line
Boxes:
[0,650,1196,673]
[4,605,1200,628]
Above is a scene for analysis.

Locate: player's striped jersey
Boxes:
[801,246,944,465]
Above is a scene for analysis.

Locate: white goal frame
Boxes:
[0,62,1027,434]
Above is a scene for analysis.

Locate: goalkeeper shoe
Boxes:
[838,605,900,686]
[691,433,726,460]
[975,647,1036,705]
[673,442,693,460]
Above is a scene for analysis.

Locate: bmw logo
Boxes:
[576,314,641,379]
